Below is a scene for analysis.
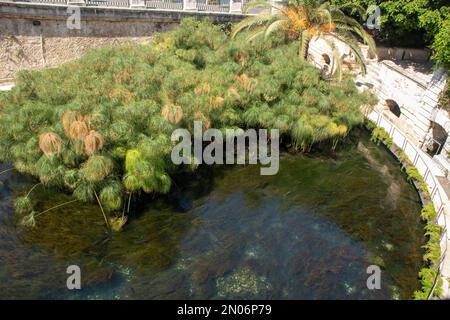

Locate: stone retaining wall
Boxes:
[0,2,245,79]
[307,36,448,148]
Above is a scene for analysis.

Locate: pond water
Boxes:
[0,130,424,299]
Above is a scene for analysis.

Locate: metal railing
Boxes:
[369,109,449,299]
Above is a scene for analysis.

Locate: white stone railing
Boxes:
[196,0,230,13]
[1,0,253,13]
[28,0,68,3]
[368,109,450,299]
[86,0,129,7]
[145,0,182,10]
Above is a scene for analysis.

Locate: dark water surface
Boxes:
[0,131,424,299]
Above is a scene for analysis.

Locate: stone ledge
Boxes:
[0,1,247,23]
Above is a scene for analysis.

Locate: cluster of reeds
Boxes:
[0,18,375,231]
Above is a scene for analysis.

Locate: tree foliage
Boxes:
[233,0,376,80]
[329,0,450,69]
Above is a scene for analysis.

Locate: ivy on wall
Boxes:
[366,120,443,299]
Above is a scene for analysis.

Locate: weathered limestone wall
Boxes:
[310,38,450,298]
[307,36,355,75]
[0,2,245,79]
[0,18,162,79]
[308,37,448,147]
[360,62,447,147]
[376,47,432,62]
[364,62,439,142]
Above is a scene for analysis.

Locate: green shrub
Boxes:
[365,119,376,131]
[421,203,437,221]
[370,127,393,148]
[423,223,443,264]
[413,267,442,300]
[397,150,413,171]
[405,166,423,183]
[419,182,431,199]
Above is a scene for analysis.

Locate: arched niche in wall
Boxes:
[385,99,401,118]
[322,54,331,65]
[427,121,448,156]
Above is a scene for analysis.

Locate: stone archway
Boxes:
[322,54,331,65]
[385,99,401,118]
[427,121,448,156]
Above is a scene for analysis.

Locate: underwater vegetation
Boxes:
[0,132,424,299]
[366,122,443,299]
[0,18,376,228]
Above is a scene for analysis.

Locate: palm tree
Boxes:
[231,0,376,80]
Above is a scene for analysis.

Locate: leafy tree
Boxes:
[430,16,449,69]
[329,0,450,69]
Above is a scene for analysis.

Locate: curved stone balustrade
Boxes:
[368,109,450,299]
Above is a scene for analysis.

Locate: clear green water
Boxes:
[0,130,424,299]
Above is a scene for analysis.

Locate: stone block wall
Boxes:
[0,2,245,79]
[0,9,166,78]
[308,35,448,147]
[377,47,432,62]
[363,62,447,147]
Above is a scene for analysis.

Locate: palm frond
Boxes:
[316,8,332,29]
[334,22,376,56]
[231,13,277,38]
[334,3,367,20]
[299,29,309,59]
[244,0,283,13]
[247,29,266,42]
[332,32,367,75]
[323,37,343,81]
[265,19,287,39]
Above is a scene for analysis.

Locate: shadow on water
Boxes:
[0,129,424,299]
